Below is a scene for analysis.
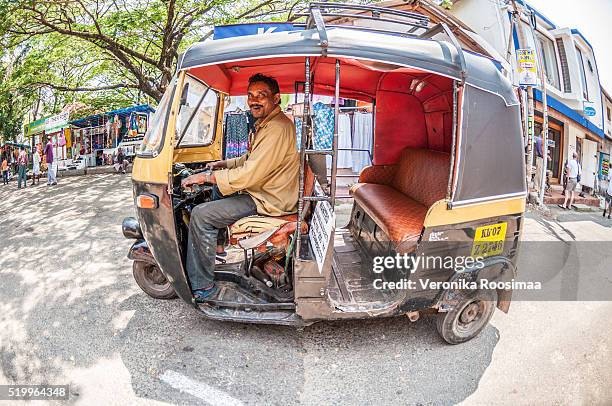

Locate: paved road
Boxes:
[0,175,611,405]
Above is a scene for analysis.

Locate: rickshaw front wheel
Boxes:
[133,262,178,300]
[436,289,497,345]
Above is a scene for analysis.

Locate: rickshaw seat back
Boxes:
[350,148,450,253]
[229,162,315,250]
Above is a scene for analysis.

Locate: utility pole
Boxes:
[525,11,550,206]
[510,0,549,205]
[509,0,534,193]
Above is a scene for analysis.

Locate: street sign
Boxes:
[517,49,538,86]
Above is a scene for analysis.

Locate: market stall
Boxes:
[69,104,153,167]
[24,112,72,170]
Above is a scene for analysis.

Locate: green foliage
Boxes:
[0,0,307,138]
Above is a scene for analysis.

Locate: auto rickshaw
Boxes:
[123,3,526,344]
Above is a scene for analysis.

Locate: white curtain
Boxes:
[352,112,373,173]
[337,113,353,168]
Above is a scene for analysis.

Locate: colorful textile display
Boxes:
[224,113,250,159]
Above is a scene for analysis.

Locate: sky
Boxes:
[528,0,612,92]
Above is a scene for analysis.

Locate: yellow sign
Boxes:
[471,222,507,257]
[517,49,538,86]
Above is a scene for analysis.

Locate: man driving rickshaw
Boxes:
[180,73,300,301]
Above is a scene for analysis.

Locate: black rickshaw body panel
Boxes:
[398,212,523,313]
[133,180,195,306]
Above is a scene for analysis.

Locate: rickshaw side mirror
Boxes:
[180,83,190,106]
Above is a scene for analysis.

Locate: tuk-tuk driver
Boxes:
[181,73,300,301]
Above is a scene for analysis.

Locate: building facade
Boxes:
[449,0,606,191]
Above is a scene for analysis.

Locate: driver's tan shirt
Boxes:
[215,106,299,216]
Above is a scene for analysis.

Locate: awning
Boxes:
[70,104,154,128]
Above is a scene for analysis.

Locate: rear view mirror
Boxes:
[180,83,190,106]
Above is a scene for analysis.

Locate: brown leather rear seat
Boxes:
[350,148,450,253]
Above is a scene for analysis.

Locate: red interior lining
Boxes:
[187,56,454,163]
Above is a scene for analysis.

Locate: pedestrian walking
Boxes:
[603,171,612,219]
[559,152,581,210]
[43,136,57,186]
[1,155,8,185]
[31,145,41,185]
[17,146,28,189]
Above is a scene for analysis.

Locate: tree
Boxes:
[1,0,305,102]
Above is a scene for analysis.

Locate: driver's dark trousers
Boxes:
[186,191,257,290]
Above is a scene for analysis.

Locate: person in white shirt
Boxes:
[603,171,612,219]
[31,146,41,186]
[560,152,581,210]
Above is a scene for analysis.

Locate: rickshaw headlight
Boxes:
[136,194,158,209]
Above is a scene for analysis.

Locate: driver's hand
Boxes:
[181,172,216,189]
[205,160,226,170]
[181,172,207,189]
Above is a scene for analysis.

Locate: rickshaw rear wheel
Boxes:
[133,262,178,300]
[436,289,497,345]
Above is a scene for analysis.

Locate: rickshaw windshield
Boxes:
[138,76,177,157]
[175,75,218,148]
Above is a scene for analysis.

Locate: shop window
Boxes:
[607,107,611,122]
[555,38,572,93]
[176,75,218,147]
[536,32,561,91]
[576,47,589,101]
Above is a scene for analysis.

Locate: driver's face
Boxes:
[247,82,280,119]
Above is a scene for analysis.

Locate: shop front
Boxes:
[24,112,72,169]
[69,105,153,167]
[534,118,563,183]
[534,99,604,192]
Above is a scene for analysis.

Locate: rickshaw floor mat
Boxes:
[328,230,404,306]
[213,281,269,304]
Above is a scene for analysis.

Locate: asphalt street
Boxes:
[0,174,611,405]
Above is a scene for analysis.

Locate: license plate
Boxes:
[471,222,507,257]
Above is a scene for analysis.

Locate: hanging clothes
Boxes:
[224,113,250,159]
[337,113,353,168]
[129,113,138,136]
[295,116,303,149]
[352,112,373,173]
[312,102,334,150]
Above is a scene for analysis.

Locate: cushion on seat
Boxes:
[350,148,450,253]
[353,184,428,244]
[391,148,450,207]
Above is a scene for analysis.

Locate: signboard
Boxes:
[547,139,556,148]
[308,182,335,274]
[583,101,597,117]
[45,112,70,133]
[213,23,300,40]
[517,49,538,86]
[25,117,47,137]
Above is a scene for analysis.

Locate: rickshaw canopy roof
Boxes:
[179,27,518,106]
